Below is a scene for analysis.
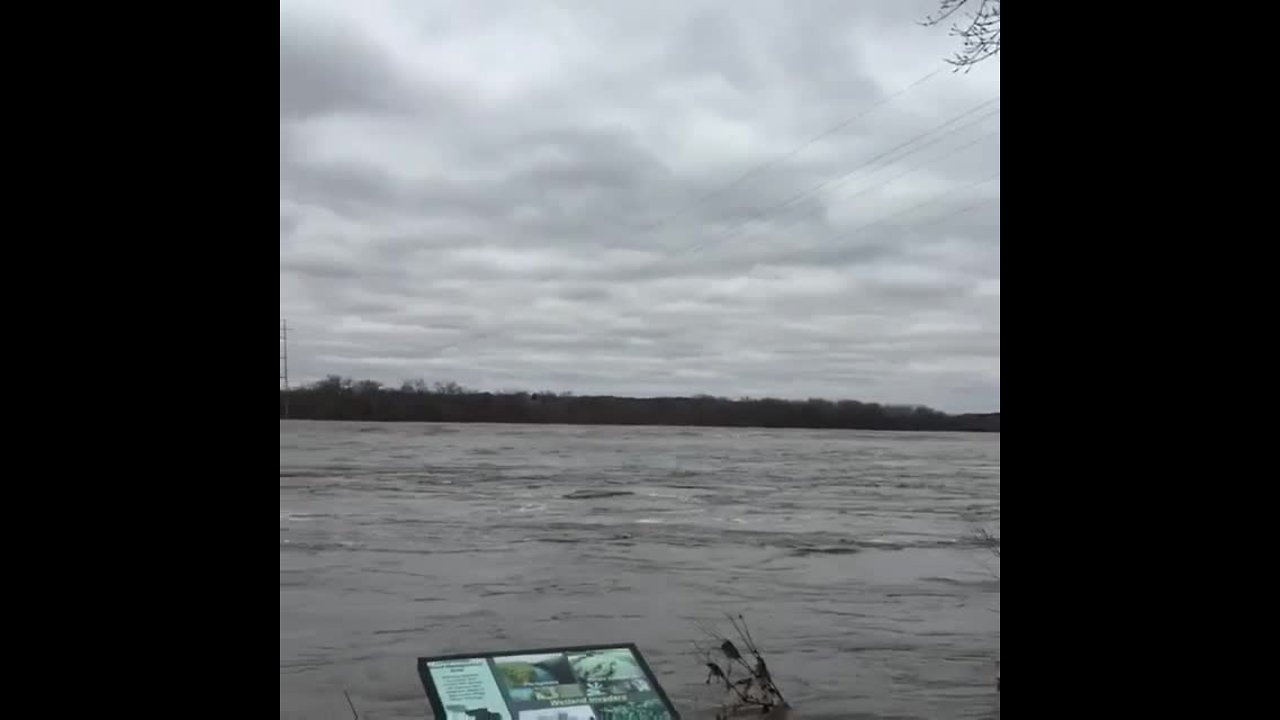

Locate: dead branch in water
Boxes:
[974,526,1000,557]
[695,614,788,719]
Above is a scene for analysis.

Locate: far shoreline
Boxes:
[280,377,999,433]
[280,416,1000,434]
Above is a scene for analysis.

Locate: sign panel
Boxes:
[418,644,680,720]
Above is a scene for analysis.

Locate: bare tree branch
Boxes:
[922,0,1001,71]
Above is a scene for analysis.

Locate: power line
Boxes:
[733,173,1000,286]
[813,126,996,224]
[837,171,1000,242]
[671,96,999,261]
[732,189,998,289]
[829,127,997,206]
[900,194,999,233]
[637,66,945,233]
[680,110,999,263]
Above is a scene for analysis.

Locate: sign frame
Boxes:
[417,642,682,720]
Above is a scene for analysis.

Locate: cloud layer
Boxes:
[280,0,999,412]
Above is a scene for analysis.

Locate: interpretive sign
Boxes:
[418,643,680,720]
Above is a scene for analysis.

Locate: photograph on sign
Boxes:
[494,653,585,703]
[418,644,680,720]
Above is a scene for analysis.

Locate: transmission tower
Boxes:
[280,319,290,419]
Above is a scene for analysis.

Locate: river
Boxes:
[280,421,999,719]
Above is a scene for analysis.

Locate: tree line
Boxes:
[280,376,999,432]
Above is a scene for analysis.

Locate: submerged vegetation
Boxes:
[696,615,788,719]
[280,376,999,432]
[975,526,1000,559]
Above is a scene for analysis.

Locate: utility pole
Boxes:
[280,319,290,419]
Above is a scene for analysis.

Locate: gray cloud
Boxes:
[279,8,411,120]
[280,0,999,412]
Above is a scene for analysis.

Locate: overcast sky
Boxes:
[280,0,999,412]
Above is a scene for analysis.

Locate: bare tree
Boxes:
[923,0,1001,70]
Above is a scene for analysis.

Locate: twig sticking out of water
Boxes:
[344,689,360,720]
[974,526,1000,557]
[695,614,787,719]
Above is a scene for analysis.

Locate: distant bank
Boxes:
[280,377,999,433]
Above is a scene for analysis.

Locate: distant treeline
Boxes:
[280,376,999,432]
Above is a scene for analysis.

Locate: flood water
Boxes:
[280,421,1000,719]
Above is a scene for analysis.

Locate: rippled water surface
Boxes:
[280,421,1000,719]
